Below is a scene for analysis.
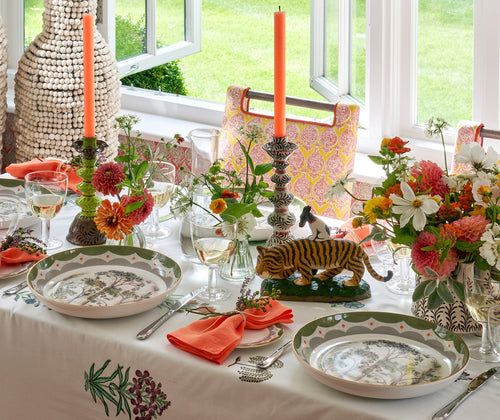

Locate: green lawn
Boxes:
[23,0,474,126]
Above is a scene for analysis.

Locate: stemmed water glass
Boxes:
[190,212,237,303]
[464,267,500,362]
[25,170,68,250]
[144,161,176,240]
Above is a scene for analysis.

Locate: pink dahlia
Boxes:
[411,231,458,277]
[450,215,489,243]
[92,163,125,196]
[410,160,449,199]
[121,190,154,225]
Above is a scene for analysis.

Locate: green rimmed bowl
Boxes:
[27,245,182,319]
[293,311,469,399]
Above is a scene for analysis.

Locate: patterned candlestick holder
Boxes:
[262,136,298,246]
[66,137,108,246]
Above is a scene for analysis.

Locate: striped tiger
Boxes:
[255,238,393,287]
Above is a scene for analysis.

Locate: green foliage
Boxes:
[121,61,188,96]
[115,15,145,61]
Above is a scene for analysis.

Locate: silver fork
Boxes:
[256,340,292,369]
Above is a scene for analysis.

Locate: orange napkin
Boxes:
[0,247,47,264]
[340,217,371,247]
[6,158,82,193]
[167,299,293,364]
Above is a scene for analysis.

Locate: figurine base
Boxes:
[260,274,371,302]
[67,213,106,246]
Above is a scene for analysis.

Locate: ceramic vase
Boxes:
[220,238,255,282]
[411,262,482,334]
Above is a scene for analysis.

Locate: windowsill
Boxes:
[6,84,454,186]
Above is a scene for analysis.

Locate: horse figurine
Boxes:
[298,206,331,241]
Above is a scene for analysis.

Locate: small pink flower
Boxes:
[92,162,125,196]
[411,231,458,277]
[121,190,154,225]
[410,160,449,199]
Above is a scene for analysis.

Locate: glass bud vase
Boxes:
[220,238,255,282]
[108,225,146,248]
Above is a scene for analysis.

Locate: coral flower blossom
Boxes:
[92,162,126,196]
[410,160,450,199]
[388,137,411,154]
[221,190,239,199]
[209,198,227,214]
[412,231,458,277]
[450,214,489,243]
[121,191,154,225]
[94,199,133,240]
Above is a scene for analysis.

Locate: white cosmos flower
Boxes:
[471,178,493,206]
[479,224,500,270]
[236,213,257,240]
[456,143,500,170]
[326,170,355,199]
[389,182,440,231]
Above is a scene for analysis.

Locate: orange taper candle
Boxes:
[83,14,95,138]
[274,9,286,138]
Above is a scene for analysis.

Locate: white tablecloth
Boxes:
[0,200,499,420]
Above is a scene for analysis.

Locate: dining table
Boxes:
[0,180,499,420]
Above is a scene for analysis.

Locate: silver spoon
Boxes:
[3,280,27,295]
[256,340,292,369]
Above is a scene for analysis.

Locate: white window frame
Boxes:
[311,0,500,164]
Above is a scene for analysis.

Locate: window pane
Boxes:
[417,0,473,126]
[350,0,366,103]
[24,0,44,48]
[156,0,185,49]
[115,0,146,61]
[325,0,339,86]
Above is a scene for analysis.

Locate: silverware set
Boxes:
[3,280,28,295]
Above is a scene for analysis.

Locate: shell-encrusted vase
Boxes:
[14,0,120,163]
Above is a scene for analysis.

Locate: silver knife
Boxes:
[432,366,499,419]
[136,287,203,340]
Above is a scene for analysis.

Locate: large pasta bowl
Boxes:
[27,245,182,319]
[293,312,469,399]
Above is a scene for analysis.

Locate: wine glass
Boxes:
[144,161,176,240]
[488,304,500,359]
[25,171,68,250]
[0,194,23,241]
[190,212,237,303]
[464,267,500,362]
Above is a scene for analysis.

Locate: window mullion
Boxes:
[146,0,157,55]
[338,0,351,95]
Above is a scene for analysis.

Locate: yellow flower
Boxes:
[351,217,364,229]
[381,138,391,148]
[209,198,227,214]
[363,196,393,223]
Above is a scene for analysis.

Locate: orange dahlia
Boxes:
[94,199,133,240]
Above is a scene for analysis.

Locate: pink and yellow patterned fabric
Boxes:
[219,85,360,219]
[451,120,484,174]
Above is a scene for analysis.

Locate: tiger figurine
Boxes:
[255,238,393,287]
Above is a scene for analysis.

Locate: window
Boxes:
[312,0,500,159]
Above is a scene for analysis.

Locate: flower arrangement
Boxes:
[326,118,500,309]
[92,115,184,241]
[171,124,273,240]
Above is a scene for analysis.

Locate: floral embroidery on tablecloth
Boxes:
[14,290,40,306]
[228,355,284,383]
[84,359,171,419]
[330,301,365,310]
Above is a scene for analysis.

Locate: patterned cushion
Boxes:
[451,120,484,174]
[219,85,360,219]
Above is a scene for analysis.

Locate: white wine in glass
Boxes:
[25,170,68,250]
[190,213,237,303]
[144,161,176,240]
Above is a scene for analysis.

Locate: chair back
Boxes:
[451,120,484,174]
[218,85,360,220]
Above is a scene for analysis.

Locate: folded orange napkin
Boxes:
[0,247,47,264]
[167,299,293,364]
[6,158,82,193]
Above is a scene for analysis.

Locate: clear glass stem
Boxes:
[151,206,160,232]
[207,266,218,299]
[398,256,410,286]
[40,217,51,246]
[479,322,494,355]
